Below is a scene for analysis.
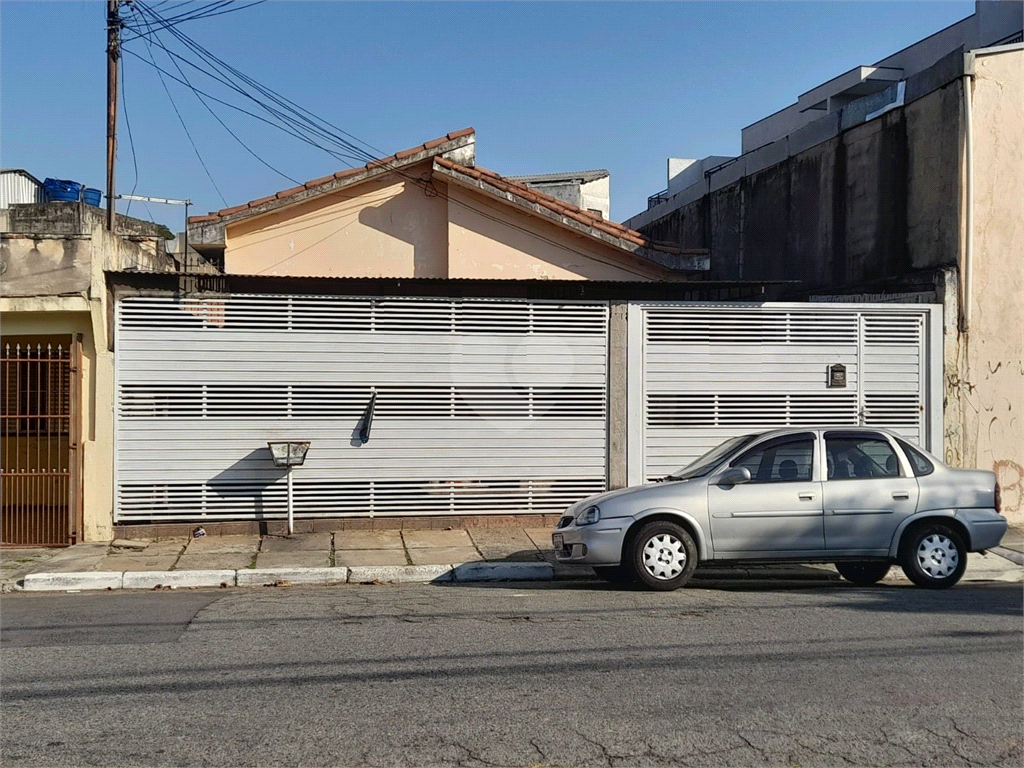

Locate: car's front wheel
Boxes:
[835,561,891,585]
[899,523,968,589]
[629,521,698,591]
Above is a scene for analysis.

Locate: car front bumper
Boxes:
[552,517,629,565]
[955,508,1008,551]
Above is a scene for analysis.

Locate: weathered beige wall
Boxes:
[447,185,667,281]
[224,169,450,278]
[0,300,113,541]
[949,49,1024,525]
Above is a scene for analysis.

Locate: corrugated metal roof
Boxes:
[508,170,609,184]
[1,169,45,209]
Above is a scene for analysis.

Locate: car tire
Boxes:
[629,521,698,591]
[899,523,968,589]
[834,561,891,585]
[593,565,636,585]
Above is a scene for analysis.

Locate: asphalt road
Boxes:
[2,579,1021,767]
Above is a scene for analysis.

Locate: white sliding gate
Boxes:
[628,303,942,484]
[115,295,609,522]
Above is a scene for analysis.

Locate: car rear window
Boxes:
[896,438,935,476]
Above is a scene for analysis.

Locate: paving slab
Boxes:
[27,544,111,574]
[258,533,333,553]
[468,529,543,561]
[255,552,331,568]
[524,527,556,551]
[174,553,254,570]
[113,539,188,556]
[183,536,260,554]
[94,554,180,572]
[334,550,408,567]
[402,529,472,549]
[333,530,403,550]
[408,546,481,566]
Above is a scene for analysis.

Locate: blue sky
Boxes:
[1,1,976,227]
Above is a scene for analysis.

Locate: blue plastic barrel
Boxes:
[43,178,84,203]
[82,188,102,206]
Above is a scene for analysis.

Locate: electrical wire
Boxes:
[117,1,676,278]
[139,36,230,205]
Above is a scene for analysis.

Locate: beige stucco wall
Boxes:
[446,185,667,281]
[949,48,1024,524]
[225,168,450,278]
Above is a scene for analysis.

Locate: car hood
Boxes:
[571,478,702,516]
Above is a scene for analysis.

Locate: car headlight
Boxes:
[575,505,600,525]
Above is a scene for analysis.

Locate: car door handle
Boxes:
[892,491,910,500]
[798,493,816,501]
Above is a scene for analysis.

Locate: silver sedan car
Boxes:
[553,427,1006,590]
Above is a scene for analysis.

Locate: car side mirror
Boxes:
[718,467,751,486]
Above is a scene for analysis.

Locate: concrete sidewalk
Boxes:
[2,525,1022,593]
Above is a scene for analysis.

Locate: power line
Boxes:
[118,2,672,277]
[140,35,230,205]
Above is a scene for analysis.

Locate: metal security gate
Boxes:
[114,295,609,522]
[629,303,941,484]
[1,337,81,546]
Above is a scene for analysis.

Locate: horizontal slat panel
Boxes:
[116,294,608,521]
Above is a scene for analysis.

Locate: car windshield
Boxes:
[666,433,760,480]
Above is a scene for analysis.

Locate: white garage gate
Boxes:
[628,303,942,484]
[114,294,609,522]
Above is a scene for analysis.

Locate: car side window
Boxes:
[730,439,814,483]
[826,436,899,480]
[896,438,935,476]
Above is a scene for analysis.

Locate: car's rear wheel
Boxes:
[835,561,891,585]
[593,565,635,585]
[629,521,697,591]
[899,523,968,589]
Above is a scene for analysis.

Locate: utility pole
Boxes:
[106,0,121,232]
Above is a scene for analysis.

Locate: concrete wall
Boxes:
[446,185,667,281]
[637,78,963,291]
[1,204,177,543]
[947,48,1024,524]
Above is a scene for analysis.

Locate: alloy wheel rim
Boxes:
[916,534,959,579]
[642,533,687,580]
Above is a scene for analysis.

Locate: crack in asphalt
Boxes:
[451,741,501,767]
[923,725,986,767]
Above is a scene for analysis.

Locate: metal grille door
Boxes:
[632,304,939,483]
[115,295,609,522]
[1,339,80,546]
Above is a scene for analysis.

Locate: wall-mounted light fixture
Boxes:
[267,441,310,534]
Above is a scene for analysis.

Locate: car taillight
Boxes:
[995,482,1002,513]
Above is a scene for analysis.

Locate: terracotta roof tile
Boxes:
[276,185,306,199]
[191,129,476,224]
[433,155,675,253]
[305,175,336,189]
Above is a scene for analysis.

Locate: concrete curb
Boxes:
[237,567,350,587]
[991,546,1024,566]
[22,572,123,592]
[452,562,553,581]
[122,570,236,590]
[348,564,453,584]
